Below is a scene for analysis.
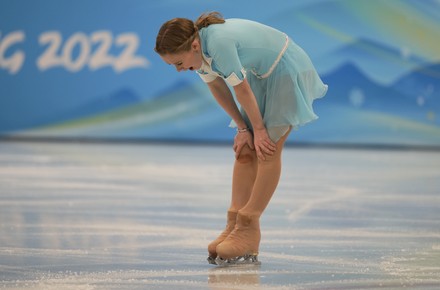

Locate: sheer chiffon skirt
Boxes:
[231,39,328,142]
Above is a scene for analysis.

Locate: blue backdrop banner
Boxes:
[1,0,439,146]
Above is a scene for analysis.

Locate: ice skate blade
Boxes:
[211,254,261,267]
[207,256,217,265]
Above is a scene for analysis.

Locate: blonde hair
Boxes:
[155,11,225,55]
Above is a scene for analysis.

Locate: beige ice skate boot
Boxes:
[215,212,261,265]
[207,211,238,263]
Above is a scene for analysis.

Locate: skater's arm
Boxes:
[207,77,247,130]
[233,79,276,160]
[207,77,254,158]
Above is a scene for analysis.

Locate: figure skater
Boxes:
[155,12,327,265]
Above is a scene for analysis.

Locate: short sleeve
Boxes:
[210,39,247,86]
[196,70,217,83]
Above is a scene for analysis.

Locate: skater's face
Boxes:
[160,39,203,72]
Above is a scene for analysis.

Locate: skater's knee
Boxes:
[236,146,256,164]
[259,140,286,164]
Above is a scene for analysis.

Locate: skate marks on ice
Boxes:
[1,142,440,289]
[285,186,358,223]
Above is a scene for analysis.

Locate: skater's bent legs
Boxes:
[216,128,292,259]
[207,144,258,259]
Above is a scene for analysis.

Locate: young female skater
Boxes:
[155,12,327,265]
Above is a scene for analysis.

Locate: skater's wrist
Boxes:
[237,127,250,133]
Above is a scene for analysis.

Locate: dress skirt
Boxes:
[231,38,328,142]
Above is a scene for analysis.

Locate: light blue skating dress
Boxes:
[196,18,328,141]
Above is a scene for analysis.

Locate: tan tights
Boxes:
[209,128,292,259]
[230,127,291,216]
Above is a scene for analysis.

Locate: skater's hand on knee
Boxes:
[253,128,276,161]
[233,131,254,159]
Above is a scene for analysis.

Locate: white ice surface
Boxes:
[0,141,439,289]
